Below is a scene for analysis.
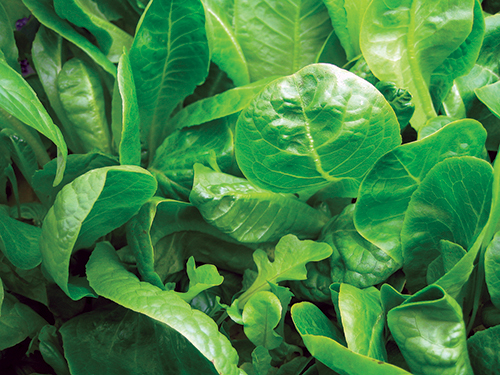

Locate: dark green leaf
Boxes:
[0,1,19,72]
[60,304,218,375]
[375,81,415,129]
[129,0,210,154]
[467,325,500,375]
[485,231,500,309]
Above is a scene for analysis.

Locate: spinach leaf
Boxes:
[235,63,401,195]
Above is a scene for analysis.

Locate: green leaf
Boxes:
[429,0,484,109]
[129,0,210,154]
[485,231,500,309]
[37,325,70,375]
[292,302,410,375]
[322,205,401,288]
[0,57,67,185]
[111,49,141,166]
[234,0,332,81]
[177,256,224,303]
[467,325,500,375]
[355,120,487,264]
[58,58,112,154]
[60,303,219,375]
[401,157,493,291]
[242,291,283,350]
[86,242,244,375]
[417,116,457,140]
[322,0,372,61]
[0,207,41,270]
[32,26,84,154]
[237,235,332,307]
[338,284,386,361]
[375,81,415,129]
[0,1,19,72]
[40,165,157,300]
[190,164,328,243]
[0,293,47,351]
[476,80,500,120]
[23,0,117,77]
[202,0,249,86]
[53,0,133,63]
[251,346,273,375]
[165,76,276,132]
[360,0,475,128]
[150,120,234,201]
[0,128,37,185]
[387,285,473,375]
[32,152,119,207]
[235,63,401,195]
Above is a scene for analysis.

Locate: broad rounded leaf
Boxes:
[235,63,401,194]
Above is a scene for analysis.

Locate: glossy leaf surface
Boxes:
[401,157,493,291]
[387,285,473,375]
[60,304,219,375]
[360,0,474,128]
[190,164,328,243]
[292,301,410,375]
[355,120,486,260]
[235,63,401,194]
[40,166,157,300]
[86,242,244,375]
[234,0,332,81]
[129,0,210,152]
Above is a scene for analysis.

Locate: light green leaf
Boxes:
[242,291,283,350]
[178,256,224,303]
[322,205,401,288]
[60,304,219,375]
[417,116,457,140]
[0,207,41,270]
[40,165,157,300]
[166,77,275,132]
[429,0,484,109]
[322,0,372,61]
[355,120,487,261]
[112,49,141,166]
[23,0,117,77]
[86,242,244,375]
[129,0,210,154]
[338,284,386,361]
[202,0,249,86]
[237,235,332,307]
[235,63,401,195]
[58,58,112,154]
[190,164,328,243]
[476,80,500,120]
[401,157,493,291]
[234,0,332,81]
[53,0,133,63]
[467,325,500,375]
[485,231,500,309]
[292,302,410,375]
[0,1,19,72]
[360,0,475,128]
[150,120,234,201]
[387,285,473,375]
[251,346,273,375]
[0,293,47,351]
[0,57,67,185]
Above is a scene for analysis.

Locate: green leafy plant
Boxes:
[1,0,500,374]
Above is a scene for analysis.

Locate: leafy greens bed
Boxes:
[1,0,500,374]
